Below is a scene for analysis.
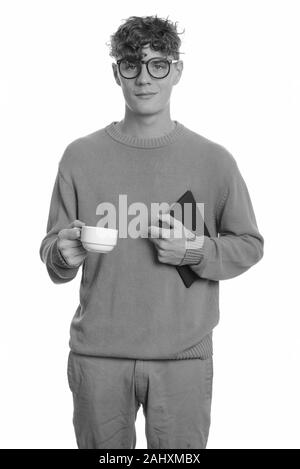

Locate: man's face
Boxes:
[112,44,183,116]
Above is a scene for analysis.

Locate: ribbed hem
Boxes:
[104,120,186,148]
[179,235,205,266]
[69,331,214,360]
[173,332,213,359]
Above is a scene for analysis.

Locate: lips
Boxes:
[135,93,157,96]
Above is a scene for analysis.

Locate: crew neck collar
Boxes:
[104,120,186,149]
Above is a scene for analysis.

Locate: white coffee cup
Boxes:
[80,226,118,253]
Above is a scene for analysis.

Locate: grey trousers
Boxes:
[67,351,213,449]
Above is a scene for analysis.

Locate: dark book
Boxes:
[159,190,211,288]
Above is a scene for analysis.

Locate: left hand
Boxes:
[147,207,196,266]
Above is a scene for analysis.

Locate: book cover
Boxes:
[159,189,211,288]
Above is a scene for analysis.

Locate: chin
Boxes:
[132,103,162,111]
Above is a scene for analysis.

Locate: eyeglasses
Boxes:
[116,57,180,79]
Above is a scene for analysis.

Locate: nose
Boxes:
[135,62,151,84]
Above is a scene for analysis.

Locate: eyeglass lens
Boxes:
[119,59,170,79]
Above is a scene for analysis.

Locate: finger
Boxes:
[60,250,86,265]
[160,201,177,213]
[148,225,172,239]
[160,215,196,240]
[148,225,160,239]
[70,219,86,228]
[69,257,85,268]
[73,252,87,262]
[59,239,83,248]
[59,227,82,240]
[65,246,87,256]
[75,246,88,255]
[159,213,176,229]
[72,254,87,263]
[152,202,176,224]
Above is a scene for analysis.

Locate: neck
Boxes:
[117,108,175,138]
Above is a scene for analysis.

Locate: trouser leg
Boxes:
[142,356,214,449]
[67,351,139,449]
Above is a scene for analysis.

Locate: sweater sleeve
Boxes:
[181,160,264,281]
[39,165,81,284]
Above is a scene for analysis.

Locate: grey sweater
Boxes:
[39,121,264,360]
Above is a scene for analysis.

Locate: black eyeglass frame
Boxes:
[116,57,180,79]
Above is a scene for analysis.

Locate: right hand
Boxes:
[57,220,87,267]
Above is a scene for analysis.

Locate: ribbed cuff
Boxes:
[179,235,205,266]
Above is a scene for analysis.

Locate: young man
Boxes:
[39,15,264,449]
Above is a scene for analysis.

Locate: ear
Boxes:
[173,60,183,86]
[112,63,121,86]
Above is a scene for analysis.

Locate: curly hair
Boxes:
[107,15,185,61]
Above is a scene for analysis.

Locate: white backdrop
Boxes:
[1,0,299,449]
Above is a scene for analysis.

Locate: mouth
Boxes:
[135,93,157,99]
[135,93,157,96]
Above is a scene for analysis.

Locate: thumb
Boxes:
[70,219,86,228]
[63,227,82,240]
[64,220,86,239]
[160,202,176,215]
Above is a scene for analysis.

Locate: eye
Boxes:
[124,61,138,70]
[153,60,168,70]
